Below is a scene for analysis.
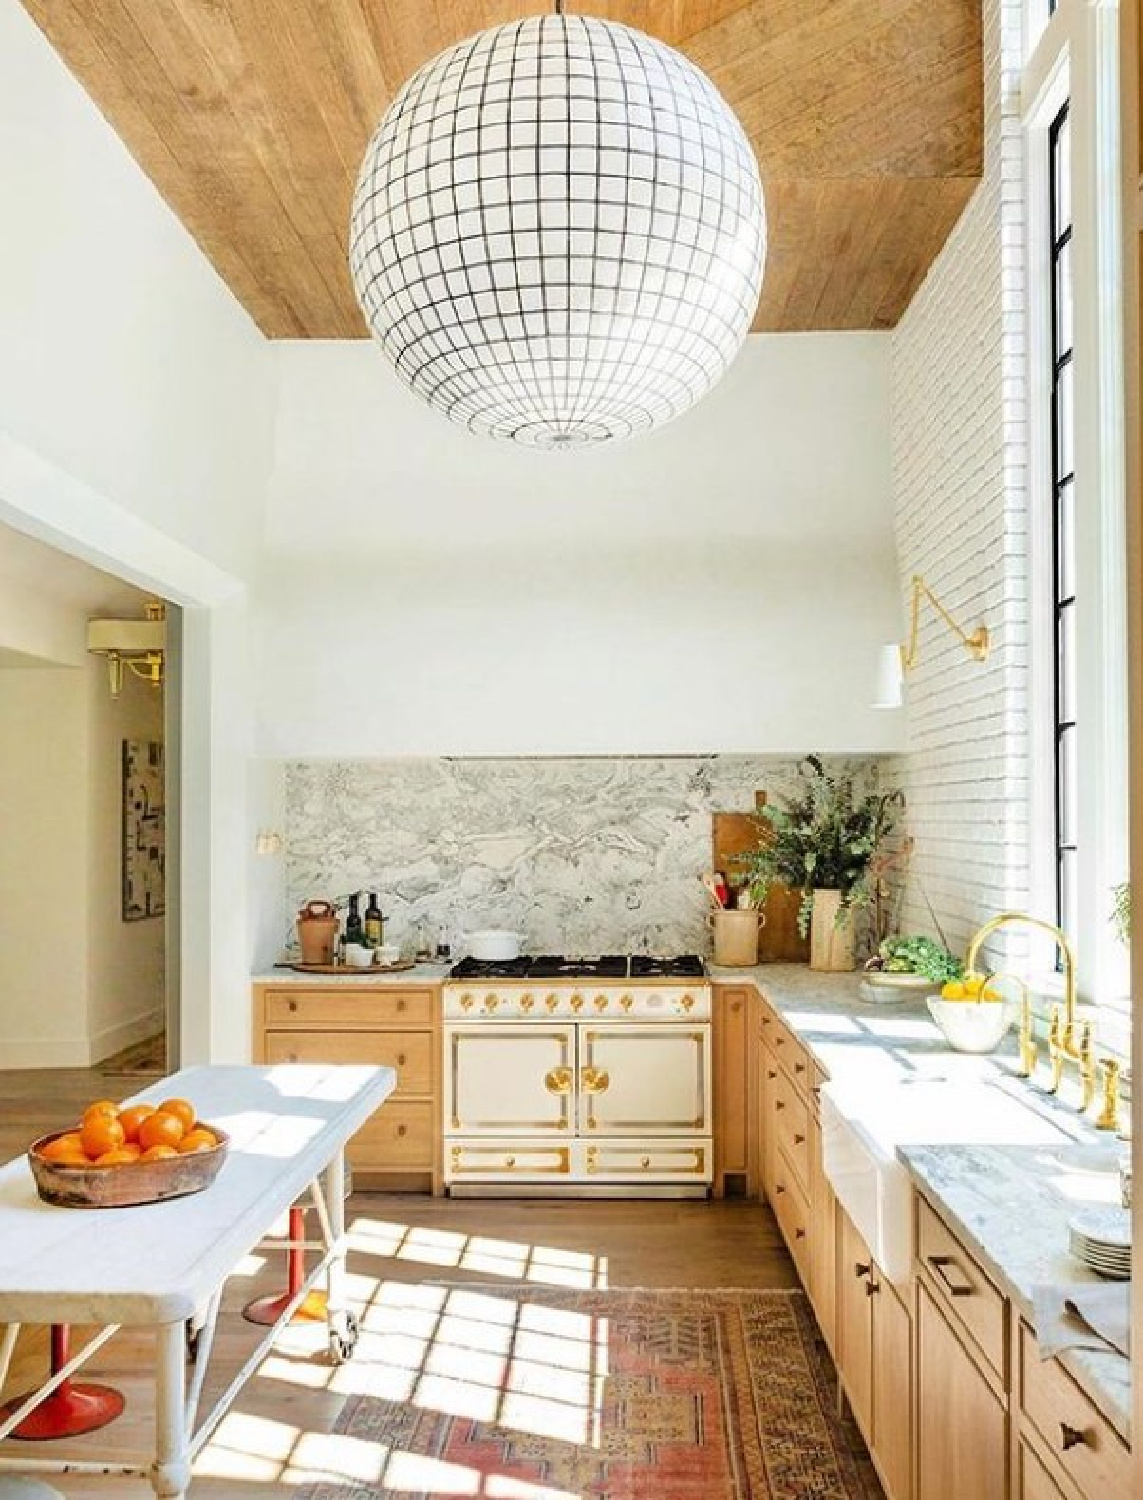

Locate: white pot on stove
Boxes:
[464,929,524,961]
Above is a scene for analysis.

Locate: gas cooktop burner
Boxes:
[449,954,706,981]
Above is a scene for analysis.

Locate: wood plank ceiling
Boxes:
[22,1,982,337]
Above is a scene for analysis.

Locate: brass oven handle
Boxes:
[543,1067,573,1095]
[927,1254,974,1298]
[581,1066,611,1094]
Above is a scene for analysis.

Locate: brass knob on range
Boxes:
[580,1066,610,1095]
[460,995,474,1011]
[483,994,499,1012]
[570,994,584,1013]
[545,995,559,1012]
[520,994,535,1012]
[594,995,608,1011]
[620,995,634,1012]
[680,995,695,1012]
[544,1066,573,1095]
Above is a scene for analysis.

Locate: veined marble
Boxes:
[284,755,885,955]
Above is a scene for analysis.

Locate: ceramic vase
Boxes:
[809,888,856,972]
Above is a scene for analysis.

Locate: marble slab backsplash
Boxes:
[284,755,889,958]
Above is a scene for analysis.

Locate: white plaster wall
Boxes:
[0,668,88,1067]
[889,0,1029,959]
[256,334,903,757]
[0,3,274,582]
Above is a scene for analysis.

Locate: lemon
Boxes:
[981,986,1002,1002]
[941,981,966,1000]
[963,973,984,996]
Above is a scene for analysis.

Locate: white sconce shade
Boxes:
[873,644,905,710]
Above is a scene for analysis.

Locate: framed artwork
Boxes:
[122,738,165,921]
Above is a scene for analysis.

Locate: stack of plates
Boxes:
[1068,1207,1132,1280]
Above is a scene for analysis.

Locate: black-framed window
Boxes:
[1049,102,1077,942]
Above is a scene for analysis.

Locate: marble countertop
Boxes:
[253,962,449,986]
[712,964,1132,1444]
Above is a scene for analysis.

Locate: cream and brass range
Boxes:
[964,913,1119,1129]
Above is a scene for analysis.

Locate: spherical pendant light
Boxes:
[349,13,765,449]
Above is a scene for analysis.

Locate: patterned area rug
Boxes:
[297,1285,882,1499]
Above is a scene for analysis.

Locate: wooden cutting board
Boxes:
[712,792,809,963]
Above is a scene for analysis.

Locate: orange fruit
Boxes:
[38,1132,87,1163]
[119,1142,143,1161]
[157,1098,196,1133]
[81,1099,119,1125]
[95,1147,137,1166]
[177,1128,218,1154]
[117,1104,157,1143]
[139,1144,179,1162]
[138,1111,185,1151]
[80,1115,126,1159]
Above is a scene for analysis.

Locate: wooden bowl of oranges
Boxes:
[28,1097,228,1209]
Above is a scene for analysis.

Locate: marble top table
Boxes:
[0,1064,394,1324]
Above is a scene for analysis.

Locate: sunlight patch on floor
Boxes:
[347,1215,607,1287]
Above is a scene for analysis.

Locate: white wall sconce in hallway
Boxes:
[873,575,991,709]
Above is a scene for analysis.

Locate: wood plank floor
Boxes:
[0,1064,801,1498]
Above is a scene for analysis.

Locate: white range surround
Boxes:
[442,977,712,1195]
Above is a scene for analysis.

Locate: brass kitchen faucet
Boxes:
[964,912,1120,1130]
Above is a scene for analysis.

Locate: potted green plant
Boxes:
[739,756,904,971]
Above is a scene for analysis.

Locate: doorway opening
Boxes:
[0,520,176,1081]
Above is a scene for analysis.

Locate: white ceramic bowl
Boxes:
[926,997,1017,1054]
[465,929,524,961]
[344,944,373,968]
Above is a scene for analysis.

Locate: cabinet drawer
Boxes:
[917,1194,1007,1380]
[448,1141,571,1179]
[264,988,436,1028]
[264,1029,433,1095]
[351,1101,434,1168]
[1018,1324,1130,1496]
[771,1066,811,1191]
[758,1002,811,1096]
[582,1140,710,1181]
[771,1157,811,1285]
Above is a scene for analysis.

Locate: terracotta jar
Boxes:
[296,900,339,965]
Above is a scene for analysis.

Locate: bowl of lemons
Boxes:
[926,974,1017,1054]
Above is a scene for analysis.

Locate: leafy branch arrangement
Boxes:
[737,756,904,938]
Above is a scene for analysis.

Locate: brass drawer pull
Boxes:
[775,1100,786,1111]
[927,1254,974,1298]
[793,1133,805,1145]
[544,1067,573,1095]
[865,1278,880,1297]
[288,1000,298,1013]
[775,1183,786,1196]
[1060,1422,1089,1452]
[581,1066,610,1094]
[854,1261,871,1279]
[396,1000,406,1011]
[767,1069,778,1080]
[397,1124,407,1137]
[505,1155,516,1168]
[794,1227,806,1240]
[641,1155,650,1168]
[397,1053,406,1067]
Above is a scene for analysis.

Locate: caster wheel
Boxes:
[327,1311,360,1365]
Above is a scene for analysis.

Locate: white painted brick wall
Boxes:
[888,0,1030,961]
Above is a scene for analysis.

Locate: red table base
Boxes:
[0,1324,125,1440]
[242,1204,328,1327]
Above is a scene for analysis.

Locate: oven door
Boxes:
[445,1024,576,1135]
[577,1023,711,1137]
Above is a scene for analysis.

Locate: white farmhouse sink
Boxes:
[820,1079,1070,1284]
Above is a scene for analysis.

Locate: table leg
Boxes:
[324,1150,358,1363]
[149,1322,190,1500]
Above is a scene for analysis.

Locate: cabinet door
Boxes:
[871,1275,913,1500]
[445,1025,575,1135]
[1017,1442,1069,1500]
[578,1025,710,1136]
[713,986,749,1188]
[916,1280,1007,1500]
[759,1041,780,1204]
[836,1211,874,1441]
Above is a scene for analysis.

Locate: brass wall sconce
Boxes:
[873,575,991,708]
[86,601,166,697]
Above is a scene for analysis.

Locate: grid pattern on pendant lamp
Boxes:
[349,14,766,449]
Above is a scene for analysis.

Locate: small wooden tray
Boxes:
[279,960,417,975]
[28,1126,229,1209]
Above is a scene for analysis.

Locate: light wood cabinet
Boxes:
[806,1112,837,1353]
[713,984,750,1196]
[837,1210,875,1438]
[253,982,442,1192]
[1016,1323,1131,1499]
[916,1277,1008,1500]
[1017,1441,1071,1500]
